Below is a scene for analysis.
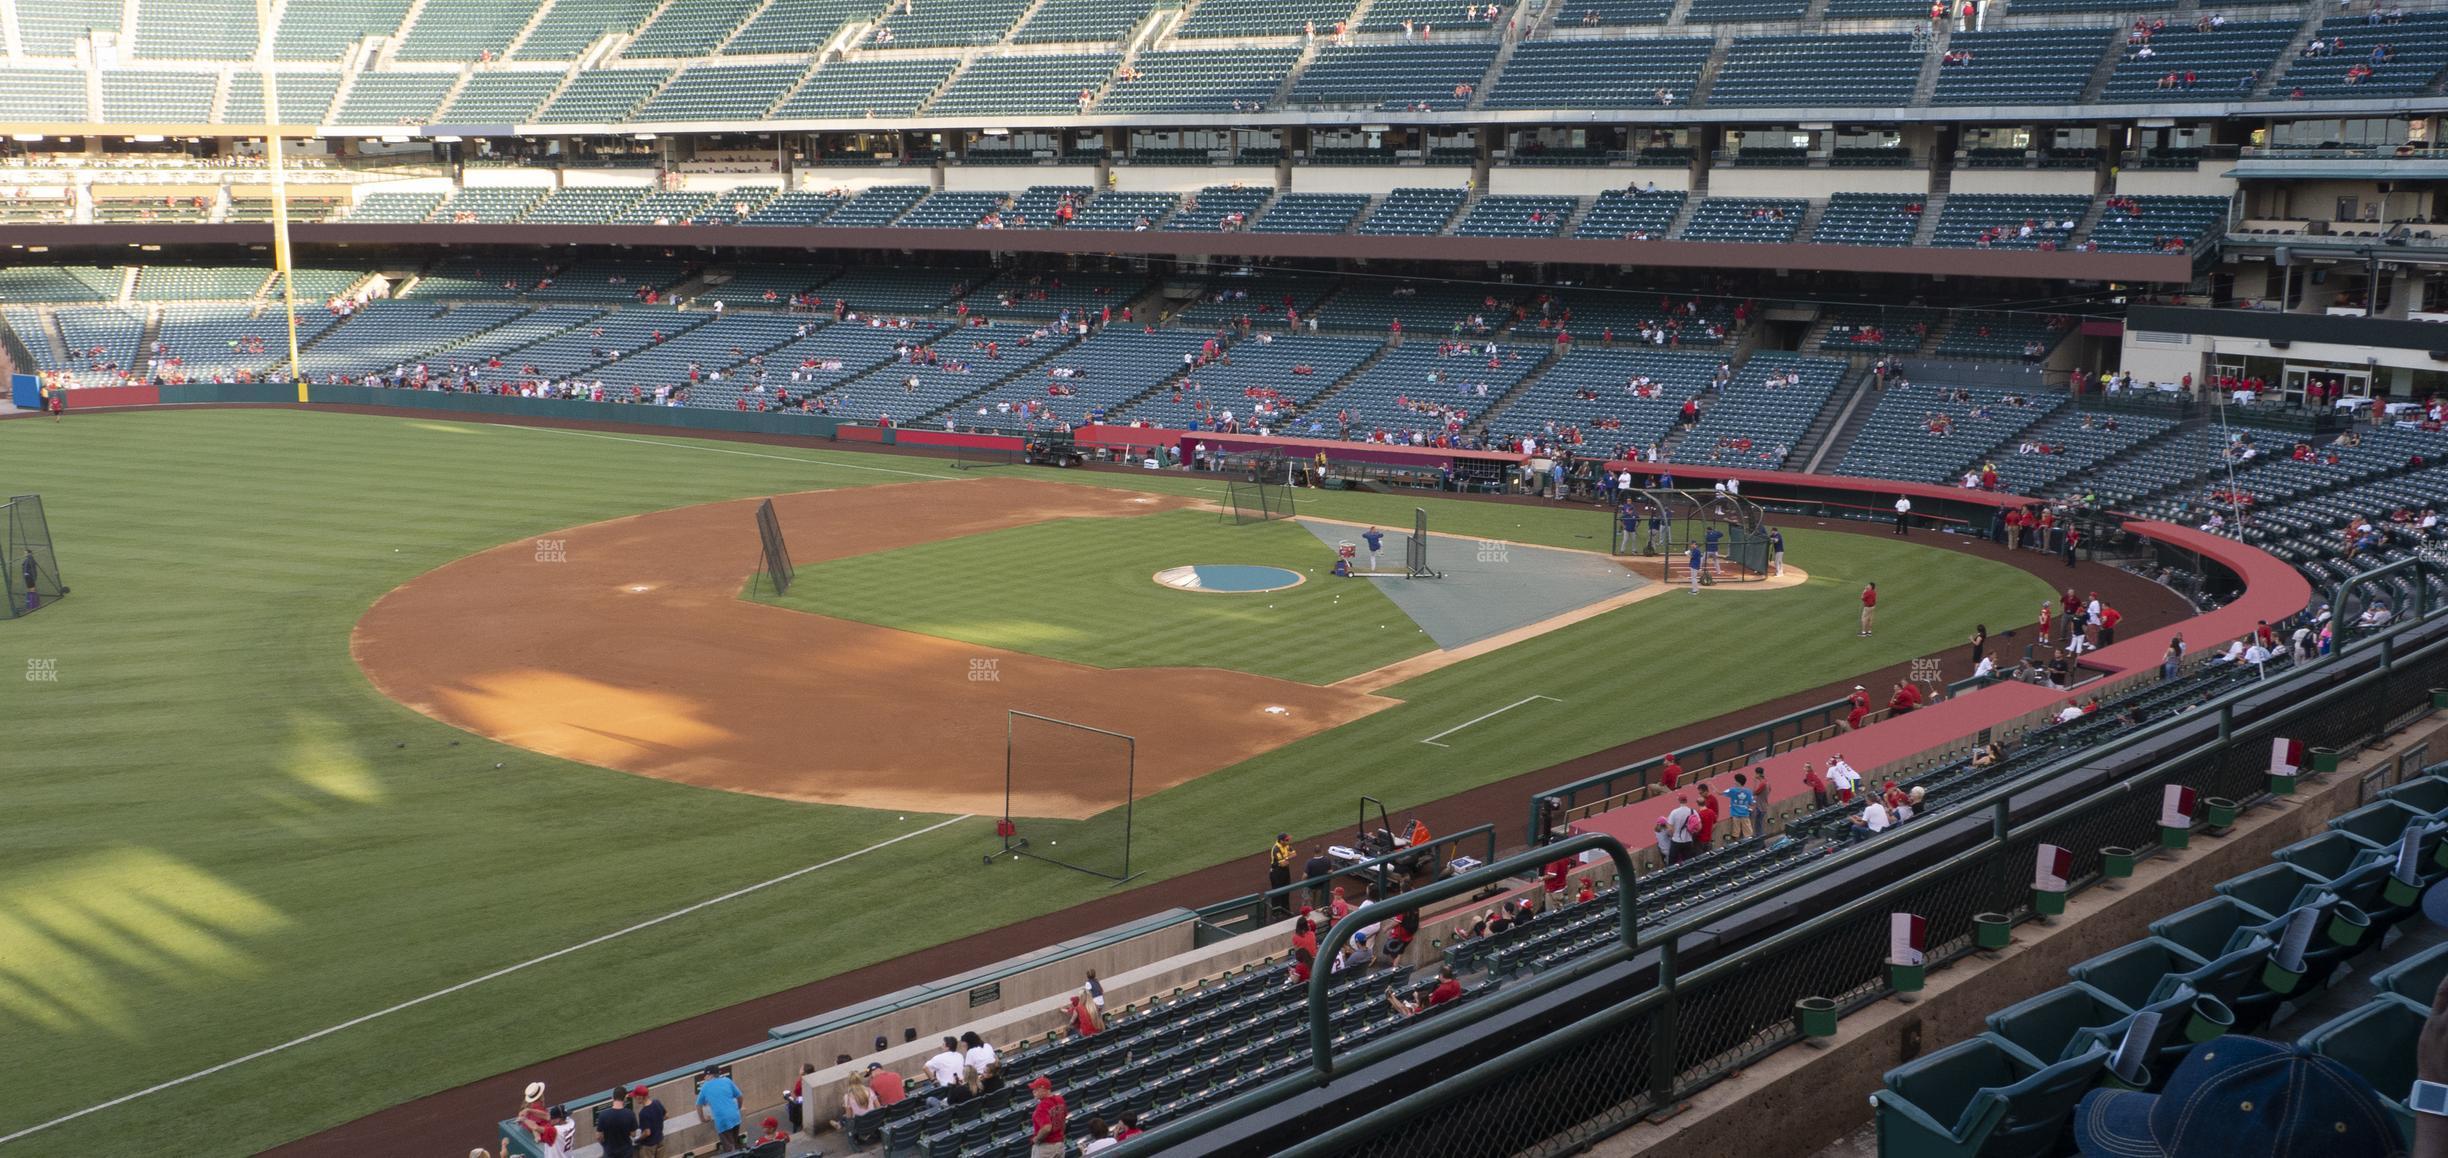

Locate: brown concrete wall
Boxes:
[1588,710,2448,1158]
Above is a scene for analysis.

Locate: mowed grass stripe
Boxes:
[764,510,1431,683]
[0,409,2053,1157]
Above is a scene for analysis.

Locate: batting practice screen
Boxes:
[1224,479,1292,525]
[1,494,65,620]
[753,498,793,596]
[995,711,1139,883]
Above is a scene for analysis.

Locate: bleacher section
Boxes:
[1933,28,2117,106]
[2087,195,2229,253]
[627,0,770,57]
[224,72,343,123]
[931,54,1120,118]
[1679,198,1806,243]
[394,0,543,62]
[518,0,663,58]
[1834,383,2066,483]
[1710,34,1922,106]
[1097,47,1298,112]
[334,72,459,124]
[132,0,257,60]
[2102,21,2299,102]
[1172,0,1354,39]
[275,0,414,60]
[535,69,672,123]
[100,73,218,124]
[1357,188,1467,236]
[776,57,956,118]
[1817,304,1938,353]
[1673,354,1846,468]
[1118,334,1380,429]
[1574,188,1685,240]
[1929,194,2090,249]
[1485,348,1714,450]
[524,187,650,223]
[1484,38,1712,108]
[440,72,563,122]
[725,0,889,54]
[1289,44,1498,111]
[631,63,807,121]
[1984,412,2181,495]
[870,0,1034,47]
[1812,194,1924,246]
[1934,309,2071,360]
[1013,0,1157,43]
[1253,193,1370,234]
[2284,12,2448,97]
[1323,343,1545,439]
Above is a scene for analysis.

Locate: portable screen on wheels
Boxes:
[993,711,1139,883]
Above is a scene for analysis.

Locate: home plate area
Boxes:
[1295,519,1649,650]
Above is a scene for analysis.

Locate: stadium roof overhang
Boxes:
[0,221,2200,282]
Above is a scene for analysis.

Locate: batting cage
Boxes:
[751,498,793,597]
[1,494,66,620]
[1222,479,1293,525]
[949,439,1024,471]
[1606,488,1769,583]
[991,711,1140,883]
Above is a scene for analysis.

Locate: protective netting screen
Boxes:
[753,498,793,597]
[999,711,1138,882]
[1225,479,1293,525]
[2,494,65,620]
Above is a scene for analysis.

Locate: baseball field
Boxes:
[0,406,2056,1156]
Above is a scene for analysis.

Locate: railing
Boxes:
[1527,695,1863,844]
[1130,613,2448,1157]
[1190,824,1501,944]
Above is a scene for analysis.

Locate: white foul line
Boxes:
[0,813,975,1147]
[1419,695,1563,747]
[526,427,960,480]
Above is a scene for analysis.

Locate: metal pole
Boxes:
[255,0,303,396]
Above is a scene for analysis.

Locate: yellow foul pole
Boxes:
[255,0,305,400]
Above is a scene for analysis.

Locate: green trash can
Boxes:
[2034,888,2067,917]
[1976,912,2014,950]
[2432,688,2447,709]
[2329,902,2373,949]
[2311,747,2343,774]
[2185,995,2235,1044]
[2160,822,2191,851]
[2103,846,2138,881]
[2204,797,2240,830]
[1797,996,1839,1039]
[1892,961,1927,998]
[2270,769,2299,796]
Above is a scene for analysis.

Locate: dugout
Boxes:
[1150,429,1525,493]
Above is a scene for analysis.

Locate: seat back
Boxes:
[2151,895,2283,960]
[2069,938,2207,1012]
[1985,1043,2111,1158]
[2215,862,2330,920]
[1984,984,2132,1065]
[2372,940,2448,1003]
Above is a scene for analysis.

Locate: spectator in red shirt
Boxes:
[1846,684,1871,730]
[1029,1078,1068,1158]
[1542,856,1572,908]
[2100,603,2122,645]
[1694,784,1720,848]
[866,1063,906,1105]
[1390,964,1465,1015]
[1659,752,1684,790]
[755,1117,790,1146]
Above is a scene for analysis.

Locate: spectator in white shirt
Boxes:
[962,1032,999,1094]
[924,1038,970,1105]
[1848,800,1890,842]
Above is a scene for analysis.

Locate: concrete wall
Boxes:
[1709,168,1931,199]
[1951,168,2099,196]
[945,165,1097,192]
[1290,167,1465,194]
[1488,167,1686,196]
[795,167,940,192]
[2113,162,2236,198]
[1116,165,1276,192]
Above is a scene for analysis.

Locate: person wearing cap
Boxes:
[540,1105,574,1158]
[595,1088,639,1158]
[695,1065,746,1152]
[1846,685,1870,731]
[1860,582,1877,635]
[755,1116,790,1147]
[865,1062,906,1106]
[1029,1077,1069,1158]
[2072,1033,2407,1157]
[630,1084,667,1158]
[1389,964,1465,1016]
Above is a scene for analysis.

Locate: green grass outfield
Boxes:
[757,510,1432,683]
[0,409,2052,1157]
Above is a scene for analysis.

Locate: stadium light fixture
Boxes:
[10,134,44,143]
[131,135,165,143]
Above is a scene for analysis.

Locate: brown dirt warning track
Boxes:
[350,477,1392,819]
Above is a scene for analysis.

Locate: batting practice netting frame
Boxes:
[1223,479,1294,525]
[1,493,66,620]
[949,439,1024,471]
[991,711,1141,884]
[751,498,793,597]
[1606,489,1769,583]
[1406,507,1443,579]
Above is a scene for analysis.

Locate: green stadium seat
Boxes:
[2328,800,2436,853]
[2372,941,2448,1005]
[1981,983,2131,1066]
[1873,1037,2107,1158]
[2296,993,2425,1148]
[2380,773,2448,817]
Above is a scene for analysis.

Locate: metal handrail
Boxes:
[1304,833,1634,1078]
